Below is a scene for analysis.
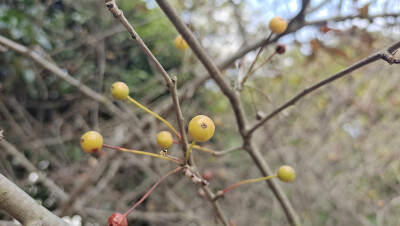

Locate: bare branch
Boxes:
[0,173,68,226]
[155,0,248,137]
[154,1,300,225]
[247,41,400,136]
[104,0,189,156]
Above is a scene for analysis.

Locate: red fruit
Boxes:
[275,43,286,54]
[107,213,128,226]
[202,170,213,181]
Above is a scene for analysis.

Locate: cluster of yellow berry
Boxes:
[81,16,294,225]
[80,80,295,180]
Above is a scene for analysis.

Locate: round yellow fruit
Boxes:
[80,131,103,153]
[269,16,288,34]
[111,82,129,100]
[156,131,173,149]
[188,115,215,142]
[277,165,295,182]
[174,35,189,51]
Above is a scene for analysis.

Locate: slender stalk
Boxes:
[185,140,196,164]
[249,52,276,75]
[192,144,242,156]
[126,96,181,139]
[192,144,214,154]
[240,32,273,86]
[223,175,278,194]
[102,144,181,164]
[123,167,182,216]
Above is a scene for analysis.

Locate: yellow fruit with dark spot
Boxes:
[174,35,189,51]
[269,16,287,34]
[81,131,103,153]
[277,165,295,182]
[188,115,215,142]
[156,131,173,149]
[111,82,129,100]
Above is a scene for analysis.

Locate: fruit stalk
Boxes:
[184,140,196,164]
[102,144,181,164]
[240,32,273,86]
[126,96,181,139]
[222,175,278,194]
[123,166,182,216]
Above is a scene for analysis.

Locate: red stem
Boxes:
[123,167,182,217]
[172,139,180,144]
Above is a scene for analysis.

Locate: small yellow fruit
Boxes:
[156,131,173,149]
[81,131,103,153]
[174,35,189,51]
[269,16,288,34]
[277,165,295,182]
[111,82,129,100]
[188,115,215,142]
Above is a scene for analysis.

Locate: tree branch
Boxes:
[246,41,400,135]
[154,1,300,225]
[155,0,248,137]
[104,0,189,156]
[0,173,68,226]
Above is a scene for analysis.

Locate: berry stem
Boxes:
[222,174,278,194]
[126,96,181,139]
[103,144,181,164]
[192,144,215,154]
[184,140,196,165]
[172,139,180,144]
[123,166,182,217]
[240,32,273,86]
[249,52,276,75]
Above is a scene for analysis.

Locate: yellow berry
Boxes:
[188,115,215,142]
[277,165,295,182]
[269,16,287,34]
[174,35,189,51]
[156,131,173,149]
[111,82,129,100]
[80,131,103,153]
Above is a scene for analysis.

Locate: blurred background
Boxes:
[1,0,400,225]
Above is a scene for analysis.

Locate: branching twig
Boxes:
[154,0,300,225]
[239,33,273,88]
[246,41,400,136]
[104,0,189,157]
[155,0,248,137]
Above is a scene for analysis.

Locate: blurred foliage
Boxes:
[1,0,400,225]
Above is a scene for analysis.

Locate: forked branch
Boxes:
[246,41,400,136]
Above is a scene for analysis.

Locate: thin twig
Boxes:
[240,33,273,88]
[154,0,300,225]
[155,0,248,138]
[104,0,189,157]
[192,144,243,156]
[124,167,182,216]
[246,41,400,136]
